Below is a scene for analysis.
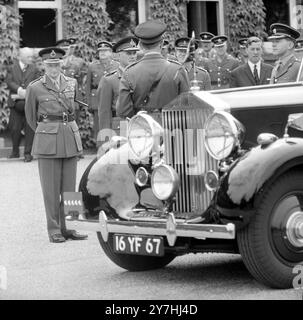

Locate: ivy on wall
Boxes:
[62,0,112,149]
[149,0,188,46]
[225,0,267,56]
[0,2,19,132]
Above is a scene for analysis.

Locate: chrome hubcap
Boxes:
[286,212,303,248]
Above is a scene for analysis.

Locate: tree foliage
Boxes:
[225,0,267,55]
[149,0,188,46]
[0,3,19,132]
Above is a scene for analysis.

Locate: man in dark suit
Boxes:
[25,47,87,243]
[117,20,190,118]
[6,47,40,161]
[230,36,273,88]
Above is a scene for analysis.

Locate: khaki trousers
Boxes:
[38,157,77,237]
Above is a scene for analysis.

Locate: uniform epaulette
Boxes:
[196,66,208,73]
[28,76,43,87]
[105,69,118,77]
[125,60,140,71]
[168,59,181,65]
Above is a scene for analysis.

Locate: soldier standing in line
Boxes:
[238,38,249,64]
[86,41,119,140]
[116,20,190,119]
[268,23,301,84]
[175,37,211,91]
[97,36,139,142]
[203,35,240,89]
[25,47,87,243]
[195,32,216,68]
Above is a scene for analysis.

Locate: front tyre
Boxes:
[237,171,303,288]
[97,232,176,271]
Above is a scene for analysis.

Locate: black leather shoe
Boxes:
[49,233,66,243]
[8,153,20,159]
[64,231,88,240]
[24,155,33,162]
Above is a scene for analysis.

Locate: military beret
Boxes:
[175,37,198,50]
[97,40,113,51]
[268,23,300,41]
[38,47,65,63]
[212,35,228,46]
[113,36,139,53]
[238,38,248,48]
[134,20,167,44]
[56,38,76,47]
[199,32,215,42]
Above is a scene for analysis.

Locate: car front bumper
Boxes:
[66,211,236,246]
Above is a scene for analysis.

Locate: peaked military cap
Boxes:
[199,32,215,42]
[212,35,228,46]
[238,38,248,48]
[268,23,300,41]
[134,20,167,45]
[56,38,77,47]
[97,40,113,51]
[175,37,198,50]
[39,47,65,63]
[113,36,139,53]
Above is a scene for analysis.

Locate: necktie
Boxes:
[253,64,260,85]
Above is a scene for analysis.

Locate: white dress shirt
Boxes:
[248,60,261,78]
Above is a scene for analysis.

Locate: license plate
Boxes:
[113,234,164,257]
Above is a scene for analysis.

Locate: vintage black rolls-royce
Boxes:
[64,71,303,289]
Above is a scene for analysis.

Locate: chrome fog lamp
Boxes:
[128,112,163,160]
[135,167,149,187]
[204,170,219,191]
[204,111,244,160]
[151,164,180,201]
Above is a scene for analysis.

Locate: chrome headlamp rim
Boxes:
[151,164,180,201]
[204,111,241,160]
[127,111,163,160]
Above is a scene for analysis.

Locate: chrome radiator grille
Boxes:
[162,108,218,213]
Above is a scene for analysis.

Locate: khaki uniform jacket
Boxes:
[270,54,301,84]
[97,67,121,131]
[117,52,190,118]
[86,59,119,110]
[25,74,83,158]
[204,54,240,89]
[185,63,211,90]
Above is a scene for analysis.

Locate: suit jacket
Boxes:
[6,59,40,108]
[270,54,301,84]
[117,52,190,118]
[25,74,83,158]
[86,59,119,110]
[230,62,273,88]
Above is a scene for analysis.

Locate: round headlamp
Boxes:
[151,164,180,201]
[128,112,163,160]
[204,111,244,160]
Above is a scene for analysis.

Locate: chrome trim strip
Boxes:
[66,211,235,247]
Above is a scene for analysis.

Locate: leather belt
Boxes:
[38,113,75,122]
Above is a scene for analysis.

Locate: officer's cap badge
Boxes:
[130,39,136,47]
[203,35,207,39]
[50,50,56,58]
[273,28,277,34]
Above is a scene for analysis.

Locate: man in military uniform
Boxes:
[97,36,139,141]
[25,47,87,243]
[237,38,249,64]
[269,23,301,84]
[203,35,240,89]
[86,41,119,139]
[116,20,190,118]
[175,37,211,90]
[195,32,216,63]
